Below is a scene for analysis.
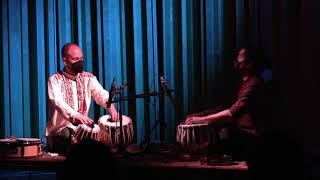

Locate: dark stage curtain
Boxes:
[1,0,314,148]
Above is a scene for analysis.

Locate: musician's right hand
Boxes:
[108,104,119,122]
[185,116,202,125]
[72,114,94,125]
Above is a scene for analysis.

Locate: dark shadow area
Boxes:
[247,130,304,180]
[58,139,117,180]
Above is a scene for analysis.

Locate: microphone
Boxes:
[106,77,116,108]
[160,76,175,106]
[116,83,127,92]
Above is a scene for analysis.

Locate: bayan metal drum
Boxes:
[98,115,134,146]
[73,124,101,143]
[0,137,43,158]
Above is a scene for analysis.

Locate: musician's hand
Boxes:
[110,111,119,122]
[108,104,119,122]
[185,116,202,125]
[71,135,78,145]
[73,114,94,125]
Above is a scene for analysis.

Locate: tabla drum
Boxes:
[73,124,101,143]
[98,115,134,146]
[0,137,43,158]
[176,123,216,154]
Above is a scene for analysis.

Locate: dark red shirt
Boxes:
[229,75,264,135]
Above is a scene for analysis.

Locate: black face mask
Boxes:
[233,60,240,72]
[71,61,84,73]
[233,60,249,76]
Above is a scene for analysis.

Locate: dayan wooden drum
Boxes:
[176,122,216,154]
[0,137,43,158]
[98,115,134,146]
[73,124,101,143]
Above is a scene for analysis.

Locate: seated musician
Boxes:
[186,47,266,161]
[45,43,119,155]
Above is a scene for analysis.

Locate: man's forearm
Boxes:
[200,109,232,124]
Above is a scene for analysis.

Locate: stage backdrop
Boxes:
[1,0,276,144]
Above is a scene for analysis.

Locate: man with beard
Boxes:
[186,47,266,161]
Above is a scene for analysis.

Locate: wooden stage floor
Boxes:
[0,145,249,179]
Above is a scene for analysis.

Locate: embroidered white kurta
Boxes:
[45,71,109,137]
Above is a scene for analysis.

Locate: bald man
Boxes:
[45,43,118,154]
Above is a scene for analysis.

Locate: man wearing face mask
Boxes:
[45,43,119,154]
[185,47,265,161]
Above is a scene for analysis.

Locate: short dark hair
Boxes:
[61,43,77,58]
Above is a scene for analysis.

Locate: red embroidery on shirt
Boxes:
[60,71,87,115]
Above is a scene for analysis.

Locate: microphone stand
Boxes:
[116,88,127,157]
[110,89,174,151]
[112,90,173,102]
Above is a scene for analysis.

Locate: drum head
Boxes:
[0,138,18,145]
[17,138,42,145]
[98,115,131,126]
[178,122,208,128]
[0,138,42,146]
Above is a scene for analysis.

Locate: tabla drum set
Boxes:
[72,115,135,152]
[0,120,219,159]
[72,115,218,157]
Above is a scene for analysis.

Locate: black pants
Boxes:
[207,126,258,161]
[49,128,73,155]
[227,129,258,161]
